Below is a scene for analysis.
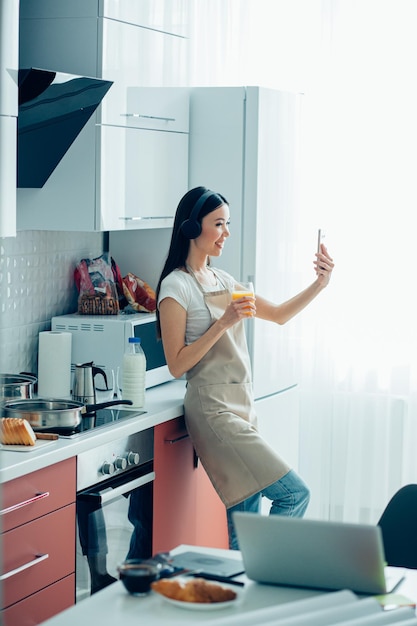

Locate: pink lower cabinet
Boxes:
[153,417,228,554]
[1,458,76,625]
[2,575,75,626]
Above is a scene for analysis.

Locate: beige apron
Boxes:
[184,269,290,508]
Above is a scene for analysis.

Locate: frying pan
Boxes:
[2,398,133,431]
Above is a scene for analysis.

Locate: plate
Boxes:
[153,578,241,611]
[157,594,239,611]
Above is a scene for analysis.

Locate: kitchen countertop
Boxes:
[0,379,187,484]
[39,545,417,626]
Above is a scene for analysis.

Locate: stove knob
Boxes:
[126,451,140,466]
[114,456,127,470]
[101,461,115,475]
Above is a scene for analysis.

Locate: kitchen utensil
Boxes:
[2,398,133,431]
[187,573,245,587]
[0,373,37,402]
[72,362,108,404]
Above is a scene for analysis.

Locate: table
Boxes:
[41,545,417,626]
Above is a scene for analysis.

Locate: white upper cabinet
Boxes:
[0,0,19,238]
[101,0,189,37]
[0,0,19,116]
[19,0,189,36]
[99,88,189,231]
[17,0,189,232]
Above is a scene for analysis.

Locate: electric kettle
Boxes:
[72,362,108,404]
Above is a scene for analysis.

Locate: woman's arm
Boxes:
[255,244,334,325]
[159,295,251,379]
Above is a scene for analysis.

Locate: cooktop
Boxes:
[57,407,146,438]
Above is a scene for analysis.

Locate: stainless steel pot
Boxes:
[0,373,37,401]
[2,398,133,431]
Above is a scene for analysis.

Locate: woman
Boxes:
[156,186,334,549]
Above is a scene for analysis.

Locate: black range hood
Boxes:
[17,68,113,188]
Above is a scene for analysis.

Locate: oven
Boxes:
[72,410,154,602]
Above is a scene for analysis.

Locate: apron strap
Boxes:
[185,265,229,296]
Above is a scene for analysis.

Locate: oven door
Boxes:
[76,461,154,601]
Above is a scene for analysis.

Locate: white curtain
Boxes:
[188,0,417,523]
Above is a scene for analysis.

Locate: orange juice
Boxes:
[232,282,254,316]
[231,290,254,301]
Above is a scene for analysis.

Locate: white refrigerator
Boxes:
[189,86,302,473]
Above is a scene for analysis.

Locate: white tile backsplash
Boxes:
[0,230,104,374]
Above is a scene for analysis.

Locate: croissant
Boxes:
[151,577,237,603]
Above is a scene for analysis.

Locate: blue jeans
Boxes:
[226,469,310,550]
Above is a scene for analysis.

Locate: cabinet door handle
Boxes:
[121,113,176,122]
[164,432,189,444]
[0,553,49,581]
[0,491,50,516]
[119,216,172,221]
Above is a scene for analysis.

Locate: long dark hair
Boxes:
[155,186,228,337]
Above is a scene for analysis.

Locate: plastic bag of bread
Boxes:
[74,252,121,315]
[0,418,36,446]
[122,273,156,313]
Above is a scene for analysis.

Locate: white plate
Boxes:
[153,578,241,611]
[157,594,239,611]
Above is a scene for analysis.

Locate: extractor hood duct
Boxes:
[17,68,113,188]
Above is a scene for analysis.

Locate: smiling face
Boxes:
[194,204,230,257]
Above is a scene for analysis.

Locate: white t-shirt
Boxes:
[158,267,234,344]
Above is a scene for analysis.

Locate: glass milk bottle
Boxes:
[122,337,146,407]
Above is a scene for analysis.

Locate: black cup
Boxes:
[117,559,161,596]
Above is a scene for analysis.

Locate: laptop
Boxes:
[233,512,405,595]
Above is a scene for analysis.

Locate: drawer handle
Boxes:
[0,553,49,581]
[0,491,50,516]
[121,113,176,122]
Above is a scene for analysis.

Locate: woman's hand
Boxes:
[221,294,256,326]
[314,244,334,288]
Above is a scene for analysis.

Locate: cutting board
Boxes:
[0,435,58,452]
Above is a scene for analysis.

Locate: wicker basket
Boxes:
[78,294,119,315]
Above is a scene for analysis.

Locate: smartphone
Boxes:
[317,228,325,253]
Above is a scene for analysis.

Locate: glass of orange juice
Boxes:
[232,282,255,316]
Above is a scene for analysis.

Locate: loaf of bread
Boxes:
[151,577,237,603]
[0,417,37,446]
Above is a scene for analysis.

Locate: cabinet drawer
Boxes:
[0,457,76,532]
[122,87,189,132]
[1,458,76,532]
[1,503,75,608]
[2,573,75,626]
